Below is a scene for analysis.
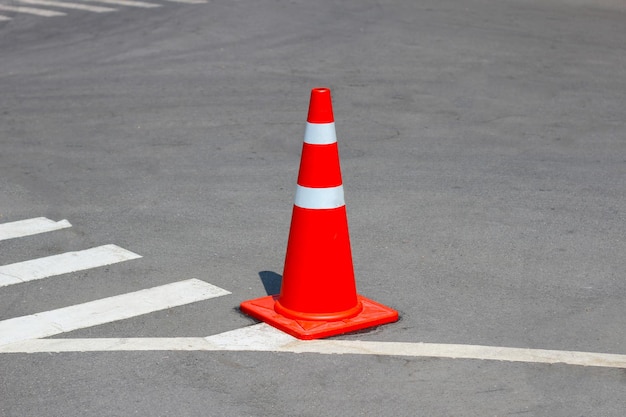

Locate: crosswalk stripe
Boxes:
[0,217,72,241]
[0,14,11,20]
[0,4,66,16]
[77,0,160,8]
[0,279,231,346]
[0,244,141,287]
[17,0,117,12]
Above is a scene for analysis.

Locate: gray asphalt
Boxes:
[1,0,625,415]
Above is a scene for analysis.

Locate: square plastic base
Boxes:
[240,295,398,340]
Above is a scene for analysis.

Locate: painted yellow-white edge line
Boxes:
[2,323,625,369]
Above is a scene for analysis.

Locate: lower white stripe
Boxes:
[17,0,116,12]
[0,279,231,347]
[0,4,66,16]
[294,185,345,209]
[0,217,71,241]
[2,323,626,369]
[0,244,142,287]
[0,14,11,20]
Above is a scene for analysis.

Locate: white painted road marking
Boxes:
[0,14,11,20]
[0,4,66,16]
[79,0,161,8]
[0,279,231,347]
[2,323,625,370]
[0,217,71,241]
[2,216,620,371]
[0,244,142,287]
[17,0,116,12]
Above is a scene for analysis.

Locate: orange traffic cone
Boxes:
[240,87,398,340]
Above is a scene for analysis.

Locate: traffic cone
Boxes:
[240,87,398,340]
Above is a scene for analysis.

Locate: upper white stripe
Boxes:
[304,122,337,145]
[294,185,344,209]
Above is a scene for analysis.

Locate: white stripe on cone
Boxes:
[294,185,345,209]
[303,122,337,145]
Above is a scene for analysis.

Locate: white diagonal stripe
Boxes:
[294,184,345,209]
[0,217,71,241]
[0,4,66,16]
[0,244,141,287]
[0,14,11,20]
[78,0,160,8]
[303,122,337,145]
[0,279,231,346]
[17,0,116,12]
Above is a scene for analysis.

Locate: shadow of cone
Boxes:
[240,88,398,340]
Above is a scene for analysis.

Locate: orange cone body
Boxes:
[240,88,398,340]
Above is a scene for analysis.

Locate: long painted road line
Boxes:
[2,323,625,370]
[0,279,231,347]
[0,244,142,287]
[0,217,72,241]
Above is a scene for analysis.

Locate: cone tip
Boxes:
[307,87,334,124]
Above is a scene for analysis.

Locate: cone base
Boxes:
[240,295,398,340]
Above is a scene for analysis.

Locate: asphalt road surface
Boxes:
[1,0,625,416]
